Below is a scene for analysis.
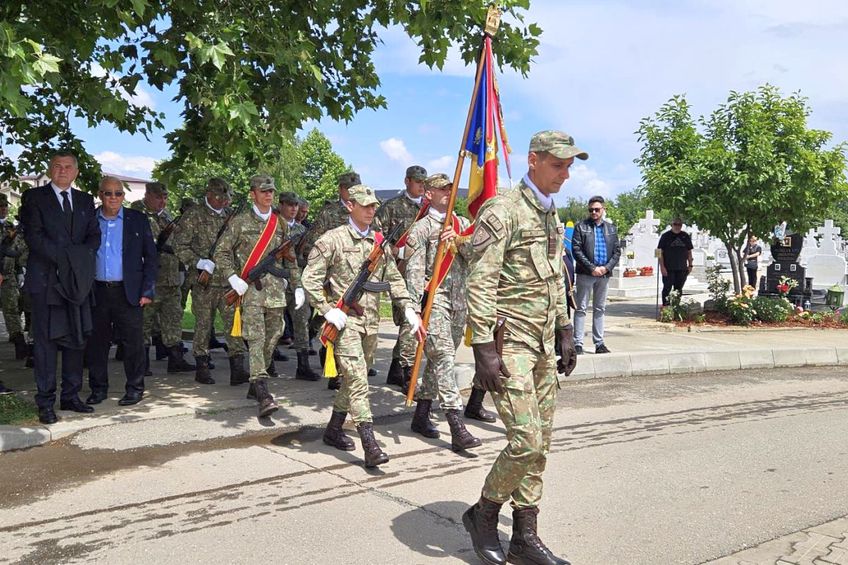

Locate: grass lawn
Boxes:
[0,394,39,426]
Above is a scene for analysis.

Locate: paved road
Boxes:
[3,367,848,564]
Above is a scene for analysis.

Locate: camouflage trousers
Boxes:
[391,304,417,367]
[181,271,193,311]
[143,284,183,347]
[481,338,558,508]
[241,305,285,382]
[191,284,246,358]
[333,325,379,424]
[0,278,22,338]
[285,288,310,351]
[414,305,464,410]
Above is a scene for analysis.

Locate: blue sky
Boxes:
[63,0,848,206]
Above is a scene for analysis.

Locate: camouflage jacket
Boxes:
[284,218,307,272]
[0,223,26,278]
[375,191,423,255]
[173,200,233,288]
[302,223,411,334]
[212,208,299,309]
[300,199,349,261]
[466,181,570,355]
[131,200,181,286]
[405,212,471,313]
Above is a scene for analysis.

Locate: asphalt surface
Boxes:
[3,366,848,564]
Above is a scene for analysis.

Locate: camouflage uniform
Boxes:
[405,210,471,410]
[179,198,198,311]
[375,167,426,370]
[0,219,26,340]
[284,218,309,350]
[173,197,246,360]
[131,198,183,348]
[302,189,413,424]
[213,203,296,382]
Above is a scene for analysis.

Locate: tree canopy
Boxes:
[0,1,540,191]
[636,84,848,291]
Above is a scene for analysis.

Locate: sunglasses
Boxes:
[102,191,124,197]
[588,207,603,212]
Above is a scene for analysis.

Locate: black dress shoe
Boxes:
[595,343,611,354]
[575,345,584,355]
[60,398,95,413]
[38,408,59,425]
[118,393,143,406]
[0,381,13,395]
[86,391,108,405]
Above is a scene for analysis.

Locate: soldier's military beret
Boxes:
[145,181,168,195]
[0,194,8,206]
[406,165,428,180]
[338,171,362,187]
[347,184,380,207]
[529,130,588,161]
[424,173,451,190]
[278,191,299,205]
[250,174,275,191]
[206,177,231,197]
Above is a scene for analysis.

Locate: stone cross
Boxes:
[815,219,841,255]
[630,210,660,235]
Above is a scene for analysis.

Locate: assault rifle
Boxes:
[0,223,21,258]
[197,201,245,288]
[156,212,187,255]
[319,222,404,347]
[224,231,303,306]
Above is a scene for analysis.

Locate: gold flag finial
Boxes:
[485,5,501,36]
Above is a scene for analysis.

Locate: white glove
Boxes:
[324,307,347,331]
[396,246,406,260]
[16,274,24,288]
[294,287,306,310]
[228,274,249,296]
[404,306,421,335]
[196,258,215,274]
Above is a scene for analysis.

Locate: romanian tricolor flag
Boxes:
[465,36,511,219]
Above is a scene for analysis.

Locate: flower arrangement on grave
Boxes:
[623,268,638,277]
[626,250,635,259]
[775,275,798,297]
[638,265,654,276]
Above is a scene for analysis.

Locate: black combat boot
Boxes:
[25,343,34,368]
[153,335,169,360]
[323,410,355,451]
[385,357,403,387]
[228,354,249,386]
[143,346,152,377]
[445,409,482,451]
[254,379,279,418]
[267,360,279,378]
[114,342,124,361]
[12,333,27,360]
[167,344,196,373]
[295,350,320,381]
[208,333,228,352]
[465,387,497,423]
[507,507,570,565]
[401,365,414,394]
[327,375,341,390]
[462,497,506,565]
[411,399,440,439]
[194,355,215,384]
[356,422,389,468]
[272,346,288,362]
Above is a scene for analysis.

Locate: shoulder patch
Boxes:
[473,212,507,250]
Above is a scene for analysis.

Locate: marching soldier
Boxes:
[0,195,28,360]
[131,182,195,375]
[278,191,320,380]
[462,131,581,565]
[302,184,422,468]
[173,178,249,386]
[404,173,481,451]
[375,165,427,392]
[213,174,302,418]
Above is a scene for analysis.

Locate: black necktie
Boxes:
[61,191,72,232]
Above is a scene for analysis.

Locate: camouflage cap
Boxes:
[0,193,8,206]
[297,198,310,207]
[424,173,451,190]
[278,191,299,205]
[338,171,362,188]
[180,197,196,210]
[206,177,231,197]
[249,174,275,192]
[405,165,428,181]
[529,130,588,161]
[347,184,380,207]
[145,181,168,195]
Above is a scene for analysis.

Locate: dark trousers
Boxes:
[31,294,84,409]
[747,266,758,289]
[85,283,145,396]
[661,269,689,305]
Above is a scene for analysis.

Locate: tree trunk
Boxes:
[725,242,742,294]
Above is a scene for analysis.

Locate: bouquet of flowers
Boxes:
[776,276,798,297]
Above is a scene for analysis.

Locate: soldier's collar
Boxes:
[204,196,225,215]
[404,191,423,205]
[522,175,555,212]
[347,217,372,239]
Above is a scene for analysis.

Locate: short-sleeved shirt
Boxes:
[657,230,693,270]
[744,243,762,269]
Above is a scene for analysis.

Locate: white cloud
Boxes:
[426,155,454,173]
[90,63,156,110]
[379,137,413,163]
[95,151,157,177]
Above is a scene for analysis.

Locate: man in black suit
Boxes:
[21,151,100,424]
[84,177,158,406]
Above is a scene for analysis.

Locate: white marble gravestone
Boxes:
[806,220,847,289]
[609,211,660,298]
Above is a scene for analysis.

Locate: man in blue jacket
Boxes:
[571,196,621,354]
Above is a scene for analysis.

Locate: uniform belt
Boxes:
[95,280,124,287]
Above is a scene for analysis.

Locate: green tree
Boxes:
[557,196,587,225]
[636,85,848,292]
[605,188,668,233]
[299,129,349,214]
[1,1,540,192]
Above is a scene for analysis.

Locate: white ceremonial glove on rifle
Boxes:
[196,258,215,274]
[405,306,426,342]
[294,288,306,310]
[324,308,347,331]
[228,274,249,296]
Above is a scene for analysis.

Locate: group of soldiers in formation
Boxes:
[2,129,585,565]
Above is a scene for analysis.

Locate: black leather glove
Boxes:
[556,325,577,376]
[472,341,509,394]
